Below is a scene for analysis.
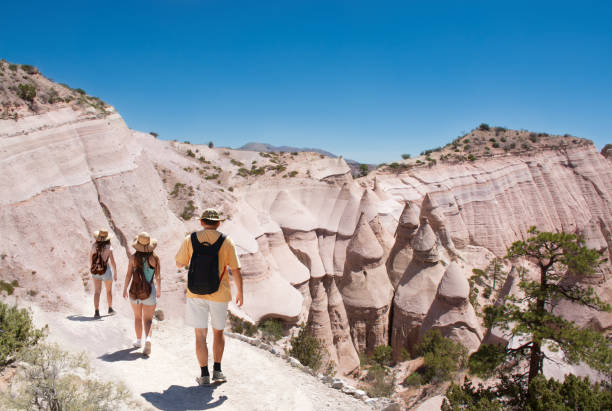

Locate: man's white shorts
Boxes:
[185,298,228,330]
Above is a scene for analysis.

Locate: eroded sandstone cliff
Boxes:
[2,64,611,375]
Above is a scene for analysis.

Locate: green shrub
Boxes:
[401,153,411,159]
[363,364,395,397]
[0,302,45,366]
[1,343,134,410]
[479,123,490,131]
[492,142,500,148]
[170,182,185,197]
[371,345,393,367]
[9,64,17,72]
[529,132,537,142]
[289,323,325,371]
[359,163,369,177]
[208,141,214,148]
[230,158,244,167]
[468,344,506,378]
[46,88,60,104]
[389,162,400,170]
[75,88,86,95]
[0,279,18,295]
[17,83,36,102]
[228,313,257,336]
[259,319,284,342]
[20,64,37,74]
[186,149,195,157]
[180,200,196,220]
[403,372,422,387]
[150,132,158,137]
[291,151,298,155]
[288,170,298,177]
[415,329,467,384]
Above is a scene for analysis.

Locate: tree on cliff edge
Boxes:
[447,227,612,409]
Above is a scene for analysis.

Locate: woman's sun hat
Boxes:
[132,232,158,253]
[94,229,111,242]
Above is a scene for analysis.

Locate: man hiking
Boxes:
[175,208,243,385]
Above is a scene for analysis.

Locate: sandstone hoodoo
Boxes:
[2,62,612,391]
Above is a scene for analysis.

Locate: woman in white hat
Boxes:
[122,232,161,356]
[90,230,118,318]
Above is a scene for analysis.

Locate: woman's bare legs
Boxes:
[143,304,156,338]
[93,279,102,312]
[104,280,113,310]
[130,302,143,340]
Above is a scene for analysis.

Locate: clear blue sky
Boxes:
[2,1,611,163]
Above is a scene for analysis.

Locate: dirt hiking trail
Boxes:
[30,297,373,411]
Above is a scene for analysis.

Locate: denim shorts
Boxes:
[92,266,112,281]
[130,284,157,306]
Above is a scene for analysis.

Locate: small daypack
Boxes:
[129,256,154,300]
[187,232,226,295]
[90,244,108,275]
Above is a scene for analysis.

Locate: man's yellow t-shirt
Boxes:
[175,229,241,302]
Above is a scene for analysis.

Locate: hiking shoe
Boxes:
[212,370,227,382]
[196,376,210,386]
[108,307,115,315]
[133,340,142,348]
[143,341,151,356]
[94,309,101,319]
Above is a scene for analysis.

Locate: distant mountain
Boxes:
[238,142,338,159]
[237,142,372,176]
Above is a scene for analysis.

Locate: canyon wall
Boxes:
[2,103,612,375]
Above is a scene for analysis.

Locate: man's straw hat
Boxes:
[132,232,158,253]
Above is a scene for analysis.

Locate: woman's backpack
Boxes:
[90,244,108,274]
[129,256,153,300]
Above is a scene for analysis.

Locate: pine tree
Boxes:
[483,227,612,399]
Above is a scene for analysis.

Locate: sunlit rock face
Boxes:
[419,262,483,353]
[3,72,612,375]
[338,213,394,355]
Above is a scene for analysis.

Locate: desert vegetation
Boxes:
[442,227,612,410]
[0,301,134,410]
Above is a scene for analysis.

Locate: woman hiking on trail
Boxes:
[122,232,161,356]
[90,230,118,318]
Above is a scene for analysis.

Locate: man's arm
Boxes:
[232,268,243,307]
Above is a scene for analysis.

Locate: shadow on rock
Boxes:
[142,385,227,410]
[98,347,142,362]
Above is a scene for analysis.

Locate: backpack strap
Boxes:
[211,233,226,252]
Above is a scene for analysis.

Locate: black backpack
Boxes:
[187,232,226,295]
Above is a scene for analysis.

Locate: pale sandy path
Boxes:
[31,300,373,411]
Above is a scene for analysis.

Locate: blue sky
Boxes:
[2,1,611,163]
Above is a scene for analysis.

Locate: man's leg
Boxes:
[195,328,208,367]
[210,301,228,381]
[212,328,225,364]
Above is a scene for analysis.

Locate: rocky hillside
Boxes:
[1,63,611,383]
